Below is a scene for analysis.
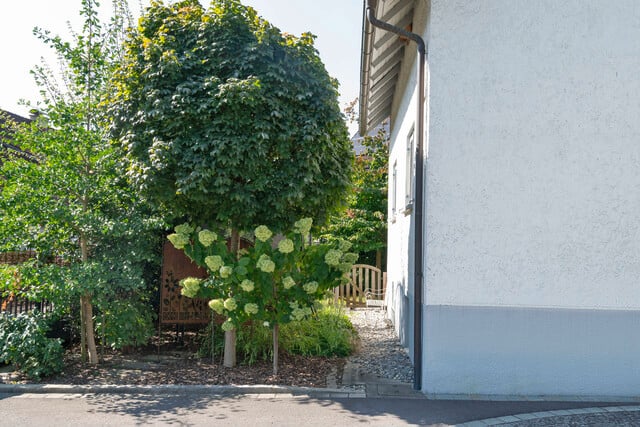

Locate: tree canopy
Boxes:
[321,123,388,269]
[108,0,352,232]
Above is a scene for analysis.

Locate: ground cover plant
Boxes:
[198,303,357,365]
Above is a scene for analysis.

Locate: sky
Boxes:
[0,0,363,132]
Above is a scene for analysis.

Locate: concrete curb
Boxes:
[0,383,365,398]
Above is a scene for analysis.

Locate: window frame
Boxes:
[404,126,415,214]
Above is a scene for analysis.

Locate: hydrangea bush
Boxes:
[167,218,358,338]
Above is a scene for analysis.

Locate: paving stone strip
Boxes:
[458,406,640,426]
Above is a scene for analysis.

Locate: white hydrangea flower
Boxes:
[208,299,224,314]
[324,249,342,266]
[256,254,275,273]
[219,265,233,278]
[223,298,237,311]
[167,233,190,250]
[293,217,313,235]
[221,319,235,332]
[254,225,273,242]
[278,238,294,254]
[240,279,255,292]
[342,252,359,264]
[205,255,223,271]
[198,229,217,247]
[244,303,259,315]
[282,276,296,289]
[338,239,353,252]
[179,277,201,298]
[302,281,318,294]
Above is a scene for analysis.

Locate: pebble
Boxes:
[347,308,414,384]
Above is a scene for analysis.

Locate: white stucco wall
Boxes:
[426,0,640,309]
[385,73,417,352]
[382,0,640,397]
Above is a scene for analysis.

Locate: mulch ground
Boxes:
[5,333,347,388]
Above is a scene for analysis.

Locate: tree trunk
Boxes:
[80,297,87,361]
[272,279,279,375]
[223,329,236,368]
[222,228,241,368]
[272,323,279,376]
[80,230,98,365]
[81,294,98,364]
[230,228,240,254]
[376,249,382,270]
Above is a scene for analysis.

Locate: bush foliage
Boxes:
[198,304,356,364]
[0,312,64,380]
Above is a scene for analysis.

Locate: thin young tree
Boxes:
[0,0,159,365]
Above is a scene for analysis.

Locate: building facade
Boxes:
[360,0,640,398]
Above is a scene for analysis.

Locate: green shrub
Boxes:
[198,304,356,364]
[198,319,273,365]
[281,305,357,357]
[95,298,155,350]
[0,311,64,380]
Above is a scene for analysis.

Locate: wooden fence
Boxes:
[0,251,55,315]
[159,238,252,326]
[1,298,54,316]
[334,264,387,307]
[159,242,211,325]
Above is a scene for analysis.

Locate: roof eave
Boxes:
[358,0,415,136]
[359,0,376,136]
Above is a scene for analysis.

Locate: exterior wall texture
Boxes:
[384,0,640,396]
[386,70,418,355]
[426,0,640,309]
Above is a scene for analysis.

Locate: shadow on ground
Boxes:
[82,392,630,426]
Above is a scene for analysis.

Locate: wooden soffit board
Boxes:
[360,0,415,135]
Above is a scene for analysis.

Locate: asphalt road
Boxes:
[3,392,636,426]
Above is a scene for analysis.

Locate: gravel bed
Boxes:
[347,308,414,383]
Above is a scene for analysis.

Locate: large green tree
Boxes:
[0,0,161,365]
[107,0,352,366]
[322,123,388,269]
[107,0,352,231]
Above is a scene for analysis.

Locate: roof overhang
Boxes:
[359,0,415,135]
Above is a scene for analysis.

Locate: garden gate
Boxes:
[335,264,387,307]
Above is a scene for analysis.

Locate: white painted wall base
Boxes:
[424,305,640,398]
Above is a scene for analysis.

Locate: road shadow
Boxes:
[296,397,638,426]
[85,392,247,425]
[82,392,637,426]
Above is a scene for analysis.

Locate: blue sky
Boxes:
[0,0,362,132]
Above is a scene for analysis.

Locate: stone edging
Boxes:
[0,383,365,398]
